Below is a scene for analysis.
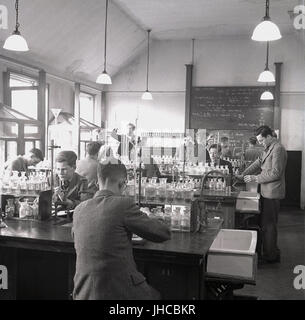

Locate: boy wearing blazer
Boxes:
[240,126,287,263]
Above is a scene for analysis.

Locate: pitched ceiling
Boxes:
[0,0,300,87]
[115,0,300,39]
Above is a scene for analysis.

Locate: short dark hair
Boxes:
[29,148,44,161]
[127,123,136,131]
[86,141,102,156]
[56,151,77,167]
[256,125,273,138]
[97,163,127,184]
[220,136,229,143]
[208,144,222,153]
[249,137,257,146]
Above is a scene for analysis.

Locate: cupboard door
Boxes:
[0,247,17,300]
[144,262,201,300]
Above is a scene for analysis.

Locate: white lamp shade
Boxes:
[258,70,275,82]
[142,90,153,100]
[96,71,112,85]
[251,20,282,41]
[260,90,274,100]
[3,33,29,52]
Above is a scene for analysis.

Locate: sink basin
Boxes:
[236,191,260,213]
[206,229,257,281]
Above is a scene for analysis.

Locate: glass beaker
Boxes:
[146,178,157,201]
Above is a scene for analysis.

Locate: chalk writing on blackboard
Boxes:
[191,86,275,130]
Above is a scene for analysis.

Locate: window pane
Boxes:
[80,129,91,141]
[35,140,41,150]
[10,73,38,87]
[80,93,94,123]
[11,89,38,119]
[24,125,41,139]
[25,141,35,154]
[0,122,18,138]
[24,125,38,134]
[7,141,17,161]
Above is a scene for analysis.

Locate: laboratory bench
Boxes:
[0,217,223,300]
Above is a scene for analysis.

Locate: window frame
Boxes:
[79,91,96,124]
[7,70,39,120]
[2,70,44,158]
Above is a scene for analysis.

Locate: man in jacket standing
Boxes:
[72,163,171,300]
[240,126,287,263]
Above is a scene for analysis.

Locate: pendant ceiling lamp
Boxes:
[260,84,274,100]
[260,90,274,100]
[96,0,112,85]
[252,0,282,42]
[3,0,29,52]
[258,42,275,82]
[142,30,153,100]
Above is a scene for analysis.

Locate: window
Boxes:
[11,90,38,119]
[9,72,38,120]
[9,73,38,87]
[80,92,95,123]
[6,141,18,161]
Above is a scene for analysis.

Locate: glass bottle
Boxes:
[163,207,172,227]
[19,200,30,218]
[5,199,15,219]
[25,200,33,218]
[157,178,167,202]
[181,207,191,232]
[31,201,39,220]
[171,207,181,231]
[166,183,175,202]
[155,206,164,220]
[175,184,184,201]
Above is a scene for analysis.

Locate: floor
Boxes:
[236,207,305,300]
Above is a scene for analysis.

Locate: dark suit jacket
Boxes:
[54,173,91,210]
[72,190,171,300]
[207,159,233,175]
[244,147,264,162]
[242,139,287,199]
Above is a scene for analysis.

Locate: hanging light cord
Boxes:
[103,0,109,72]
[265,41,269,69]
[15,0,20,31]
[191,39,195,65]
[265,0,270,19]
[146,30,151,91]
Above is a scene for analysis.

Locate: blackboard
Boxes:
[190,86,275,130]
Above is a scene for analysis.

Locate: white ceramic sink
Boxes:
[236,191,260,213]
[207,229,257,281]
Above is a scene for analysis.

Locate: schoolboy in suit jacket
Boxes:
[240,126,287,263]
[54,151,91,211]
[72,163,171,300]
